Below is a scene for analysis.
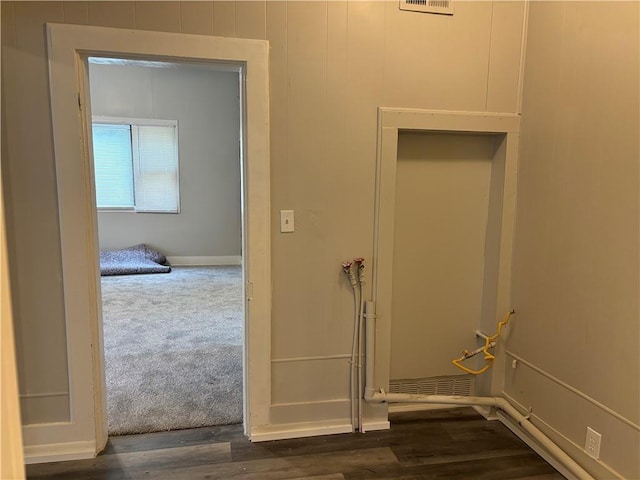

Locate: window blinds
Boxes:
[133,125,179,213]
[92,124,135,208]
[92,121,179,213]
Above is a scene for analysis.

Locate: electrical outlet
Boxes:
[585,427,602,459]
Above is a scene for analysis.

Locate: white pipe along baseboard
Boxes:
[362,302,594,480]
[364,391,592,480]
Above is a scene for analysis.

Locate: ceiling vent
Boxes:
[399,0,454,16]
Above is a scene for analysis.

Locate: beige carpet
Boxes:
[101,266,243,435]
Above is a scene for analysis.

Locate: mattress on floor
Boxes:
[100,244,171,276]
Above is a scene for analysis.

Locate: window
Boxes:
[92,118,180,213]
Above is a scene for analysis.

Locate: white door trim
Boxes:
[371,107,520,404]
[45,23,271,456]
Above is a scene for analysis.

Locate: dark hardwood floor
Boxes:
[26,408,564,480]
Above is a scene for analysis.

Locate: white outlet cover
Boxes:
[585,427,602,459]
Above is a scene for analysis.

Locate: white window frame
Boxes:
[92,116,180,213]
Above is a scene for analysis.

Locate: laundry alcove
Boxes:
[370,108,520,418]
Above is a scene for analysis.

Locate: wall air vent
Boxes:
[399,0,454,16]
[389,375,473,396]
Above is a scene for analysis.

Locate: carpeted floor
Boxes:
[101,266,243,435]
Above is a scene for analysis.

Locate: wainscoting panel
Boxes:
[271,356,351,405]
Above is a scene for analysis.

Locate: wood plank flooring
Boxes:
[26,408,565,480]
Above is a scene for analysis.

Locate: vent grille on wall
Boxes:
[399,0,454,15]
[389,375,473,396]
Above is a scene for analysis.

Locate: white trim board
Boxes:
[361,420,391,433]
[250,420,354,443]
[46,23,271,459]
[24,440,96,465]
[167,256,242,266]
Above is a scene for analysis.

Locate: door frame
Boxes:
[371,107,520,404]
[45,23,271,455]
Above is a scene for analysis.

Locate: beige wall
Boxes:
[509,2,639,478]
[1,0,526,433]
[4,2,637,474]
[1,1,71,425]
[90,62,242,258]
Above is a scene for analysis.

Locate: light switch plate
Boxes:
[280,210,294,233]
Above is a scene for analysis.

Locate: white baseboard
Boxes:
[361,420,390,432]
[24,440,96,464]
[249,420,353,442]
[472,404,499,421]
[167,255,241,266]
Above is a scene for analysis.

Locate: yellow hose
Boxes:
[452,311,514,375]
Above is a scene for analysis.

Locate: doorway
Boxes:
[47,24,271,456]
[87,57,244,435]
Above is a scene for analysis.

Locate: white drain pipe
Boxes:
[364,301,377,402]
[343,261,359,432]
[363,304,595,480]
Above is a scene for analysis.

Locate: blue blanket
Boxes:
[100,244,171,276]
